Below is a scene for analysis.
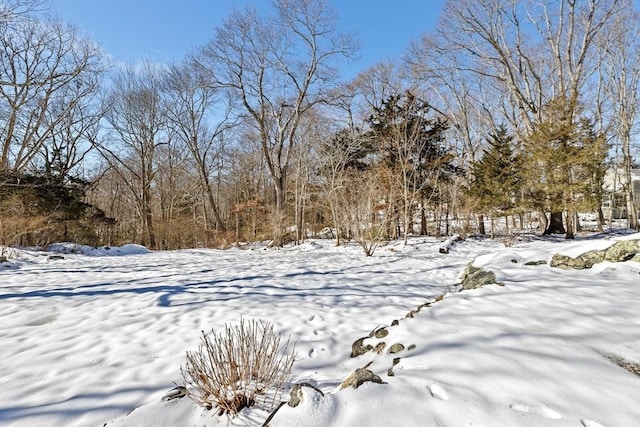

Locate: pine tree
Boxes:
[469,126,524,234]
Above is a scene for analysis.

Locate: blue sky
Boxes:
[50,0,444,78]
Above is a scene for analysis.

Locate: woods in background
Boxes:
[1,0,638,250]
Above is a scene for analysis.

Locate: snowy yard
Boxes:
[1,233,639,427]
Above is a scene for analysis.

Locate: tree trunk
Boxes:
[537,211,548,234]
[565,211,575,239]
[203,177,225,231]
[544,211,565,235]
[420,204,428,235]
[272,174,287,246]
[596,207,605,232]
[477,214,486,235]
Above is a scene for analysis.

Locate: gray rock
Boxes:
[373,342,386,353]
[460,262,504,290]
[603,240,639,262]
[350,337,372,358]
[551,240,639,270]
[388,343,405,354]
[374,328,389,338]
[341,367,384,389]
[288,383,324,408]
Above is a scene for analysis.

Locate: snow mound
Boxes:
[47,242,151,256]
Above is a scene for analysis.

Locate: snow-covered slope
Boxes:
[1,234,638,427]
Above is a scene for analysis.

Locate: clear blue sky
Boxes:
[49,0,445,78]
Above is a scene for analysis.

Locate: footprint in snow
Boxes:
[510,404,562,419]
[581,419,605,427]
[427,383,449,401]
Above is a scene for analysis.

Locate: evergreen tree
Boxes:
[0,171,115,247]
[523,97,608,239]
[469,126,524,230]
[366,92,452,241]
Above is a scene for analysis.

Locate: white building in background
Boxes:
[602,168,640,219]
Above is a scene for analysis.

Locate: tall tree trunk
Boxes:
[143,186,156,249]
[271,174,287,246]
[545,211,566,235]
[202,173,225,232]
[596,206,605,232]
[623,142,638,230]
[477,214,486,235]
[565,211,575,239]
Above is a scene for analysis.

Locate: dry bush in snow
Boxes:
[181,319,295,415]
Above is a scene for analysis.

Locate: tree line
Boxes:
[1,0,638,252]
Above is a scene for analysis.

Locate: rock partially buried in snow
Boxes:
[340,366,385,389]
[388,343,405,354]
[550,239,639,269]
[524,259,547,266]
[459,262,504,290]
[288,383,325,408]
[350,336,373,357]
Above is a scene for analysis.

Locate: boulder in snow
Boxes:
[550,239,639,270]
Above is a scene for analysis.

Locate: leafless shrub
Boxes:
[181,319,295,416]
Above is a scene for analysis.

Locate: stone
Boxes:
[391,319,400,326]
[388,343,405,354]
[373,342,386,353]
[460,263,503,290]
[603,240,639,262]
[525,259,547,266]
[287,383,324,408]
[550,240,639,270]
[341,367,384,389]
[388,357,402,377]
[350,337,372,358]
[374,328,389,338]
[288,384,304,407]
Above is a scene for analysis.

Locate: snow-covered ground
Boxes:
[1,233,638,427]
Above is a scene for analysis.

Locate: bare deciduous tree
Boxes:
[196,0,356,244]
[0,12,105,173]
[98,61,166,248]
[602,9,640,229]
[161,62,235,232]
